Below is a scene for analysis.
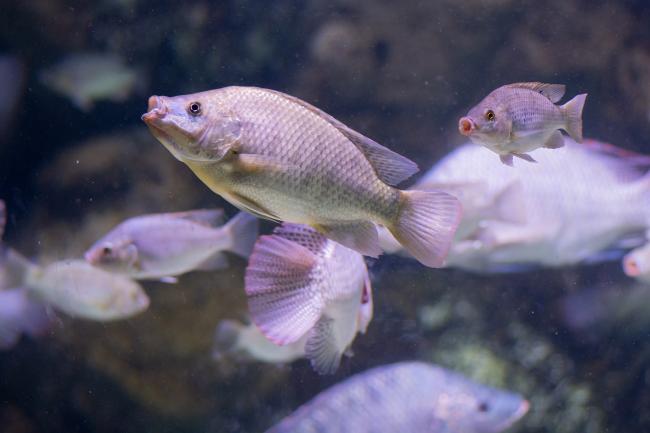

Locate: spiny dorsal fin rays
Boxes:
[258,87,419,186]
[245,234,324,345]
[504,82,566,103]
[272,223,331,256]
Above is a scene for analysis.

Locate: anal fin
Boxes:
[315,220,381,257]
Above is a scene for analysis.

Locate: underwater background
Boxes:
[1,1,650,432]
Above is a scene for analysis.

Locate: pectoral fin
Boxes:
[513,153,537,163]
[227,191,282,223]
[236,153,294,175]
[500,154,514,166]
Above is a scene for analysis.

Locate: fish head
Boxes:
[460,95,512,147]
[142,91,242,163]
[84,236,139,273]
[446,384,529,433]
[109,282,150,317]
[623,246,650,279]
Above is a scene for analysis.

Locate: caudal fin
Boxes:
[245,234,324,345]
[562,93,587,143]
[388,190,462,268]
[224,212,260,258]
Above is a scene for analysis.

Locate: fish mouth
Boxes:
[493,399,530,432]
[142,95,167,123]
[623,257,640,277]
[458,117,475,136]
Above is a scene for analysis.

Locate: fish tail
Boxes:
[224,212,260,258]
[561,93,587,143]
[388,190,462,268]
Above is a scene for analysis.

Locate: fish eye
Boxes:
[485,110,495,121]
[188,101,202,116]
[102,246,112,255]
[477,401,490,412]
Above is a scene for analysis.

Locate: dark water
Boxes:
[1,1,649,432]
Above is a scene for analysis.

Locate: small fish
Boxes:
[0,288,52,350]
[1,251,149,321]
[40,53,140,111]
[623,242,650,283]
[245,223,373,374]
[142,86,461,267]
[213,319,308,364]
[84,210,258,281]
[265,362,529,433]
[458,82,587,166]
[379,139,650,272]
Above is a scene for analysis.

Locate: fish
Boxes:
[1,251,149,321]
[84,210,258,282]
[379,138,650,272]
[265,361,529,433]
[40,53,140,111]
[213,319,308,364]
[622,242,650,283]
[458,82,587,166]
[0,288,53,350]
[244,223,373,374]
[142,86,461,268]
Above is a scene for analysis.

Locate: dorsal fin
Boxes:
[272,223,330,255]
[505,82,566,103]
[259,88,419,186]
[164,209,225,228]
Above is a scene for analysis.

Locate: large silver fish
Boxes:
[265,362,529,433]
[245,223,373,374]
[142,86,461,267]
[380,138,650,272]
[84,209,258,282]
[458,82,587,166]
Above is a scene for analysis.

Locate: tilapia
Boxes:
[245,223,373,374]
[459,82,587,165]
[265,362,529,433]
[622,242,650,283]
[84,210,258,282]
[380,138,650,272]
[0,288,52,350]
[1,251,149,321]
[142,86,461,267]
[40,53,140,111]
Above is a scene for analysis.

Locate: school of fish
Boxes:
[3,79,650,432]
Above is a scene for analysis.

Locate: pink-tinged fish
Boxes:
[623,242,650,283]
[458,82,587,166]
[265,362,529,433]
[244,223,373,374]
[142,86,461,267]
[84,210,258,282]
[0,288,52,350]
[379,138,650,272]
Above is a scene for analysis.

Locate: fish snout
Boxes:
[458,117,475,136]
[141,95,168,123]
[623,256,640,277]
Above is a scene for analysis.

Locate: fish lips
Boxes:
[458,116,475,136]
